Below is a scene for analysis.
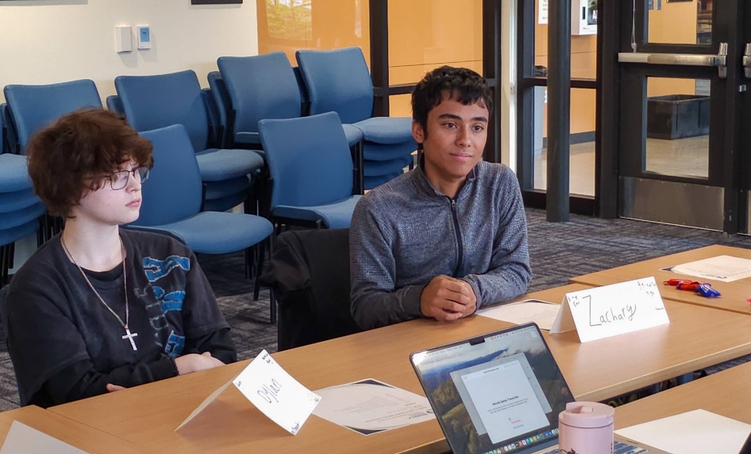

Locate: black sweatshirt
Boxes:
[6,230,236,407]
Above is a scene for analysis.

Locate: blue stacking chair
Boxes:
[201,87,222,149]
[295,47,417,189]
[217,53,364,151]
[207,71,232,148]
[106,95,125,117]
[0,104,18,154]
[0,153,45,286]
[258,112,362,230]
[4,80,101,240]
[127,125,274,315]
[115,70,265,213]
[4,80,103,154]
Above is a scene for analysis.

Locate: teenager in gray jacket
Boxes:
[350,66,532,330]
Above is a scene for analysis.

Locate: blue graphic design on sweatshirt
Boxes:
[152,286,185,313]
[142,255,190,356]
[142,256,190,282]
[164,331,186,358]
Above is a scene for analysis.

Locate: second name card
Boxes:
[550,277,669,342]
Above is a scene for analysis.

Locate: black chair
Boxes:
[258,228,361,350]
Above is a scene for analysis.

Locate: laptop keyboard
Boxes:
[538,441,648,454]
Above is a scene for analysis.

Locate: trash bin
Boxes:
[646,94,710,140]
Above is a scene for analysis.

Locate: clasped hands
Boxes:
[420,275,477,321]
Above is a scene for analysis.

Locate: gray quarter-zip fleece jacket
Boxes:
[350,160,531,330]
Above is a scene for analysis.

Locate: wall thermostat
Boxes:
[136,25,152,50]
[115,25,132,53]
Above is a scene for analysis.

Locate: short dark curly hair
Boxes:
[26,108,154,218]
[411,66,492,141]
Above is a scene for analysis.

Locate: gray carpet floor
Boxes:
[0,208,750,411]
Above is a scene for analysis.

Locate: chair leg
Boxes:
[253,239,267,301]
[244,247,253,280]
[269,287,277,325]
[350,140,365,195]
[1,243,14,288]
[245,169,261,216]
[0,245,8,288]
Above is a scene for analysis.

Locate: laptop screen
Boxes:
[410,323,574,454]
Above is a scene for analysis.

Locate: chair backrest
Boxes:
[217,53,302,146]
[115,70,209,154]
[295,47,373,124]
[206,71,231,148]
[201,88,221,148]
[106,95,125,117]
[0,104,7,154]
[292,66,310,115]
[259,112,353,209]
[259,228,360,350]
[133,125,203,226]
[3,80,102,153]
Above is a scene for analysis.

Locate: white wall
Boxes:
[0,0,259,103]
[2,0,259,271]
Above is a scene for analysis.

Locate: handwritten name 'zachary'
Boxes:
[590,304,636,326]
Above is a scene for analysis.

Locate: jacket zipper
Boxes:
[449,198,463,277]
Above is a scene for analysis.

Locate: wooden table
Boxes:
[570,245,751,315]
[51,315,511,454]
[615,360,751,429]
[48,284,751,453]
[525,284,751,402]
[0,405,143,453]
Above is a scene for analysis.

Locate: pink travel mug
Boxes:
[558,401,614,454]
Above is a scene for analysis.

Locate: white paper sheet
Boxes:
[0,421,87,454]
[477,299,559,330]
[667,255,751,282]
[312,379,435,436]
[615,409,751,454]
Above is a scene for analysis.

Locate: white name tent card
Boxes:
[550,277,669,343]
[0,421,87,454]
[233,350,321,435]
[176,349,321,435]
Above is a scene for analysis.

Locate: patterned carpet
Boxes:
[0,208,749,411]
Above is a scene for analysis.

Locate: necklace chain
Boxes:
[60,235,138,351]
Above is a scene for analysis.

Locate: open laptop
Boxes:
[410,323,664,454]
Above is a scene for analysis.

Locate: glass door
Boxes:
[741,8,751,234]
[602,0,748,233]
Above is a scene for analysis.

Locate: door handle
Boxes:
[619,42,728,78]
[743,43,751,78]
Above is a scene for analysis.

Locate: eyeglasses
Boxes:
[109,166,150,190]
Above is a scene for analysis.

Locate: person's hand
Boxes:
[106,384,126,393]
[175,352,225,375]
[420,275,477,321]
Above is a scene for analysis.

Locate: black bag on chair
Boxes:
[258,228,361,351]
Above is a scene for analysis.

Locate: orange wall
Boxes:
[257,0,483,119]
[646,0,698,97]
[648,0,698,45]
[388,0,483,116]
[535,0,597,137]
[257,0,371,66]
[388,0,482,85]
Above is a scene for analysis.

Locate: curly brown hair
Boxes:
[26,108,154,218]
[411,66,492,143]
